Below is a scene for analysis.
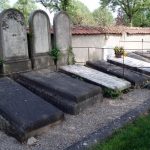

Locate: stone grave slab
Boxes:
[86,60,150,86]
[60,65,131,91]
[108,57,150,76]
[0,77,64,142]
[29,10,52,70]
[133,51,150,60]
[0,9,31,75]
[16,70,102,115]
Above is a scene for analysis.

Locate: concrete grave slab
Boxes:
[0,77,63,142]
[133,51,150,60]
[60,65,131,91]
[86,60,150,86]
[16,70,102,115]
[108,57,150,76]
[29,10,52,70]
[0,9,31,75]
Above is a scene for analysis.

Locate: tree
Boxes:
[132,9,150,27]
[14,0,37,24]
[0,0,10,11]
[38,0,95,25]
[36,0,71,12]
[93,7,114,26]
[100,0,150,26]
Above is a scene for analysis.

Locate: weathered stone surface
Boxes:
[86,60,150,86]
[108,57,150,76]
[16,69,102,115]
[128,52,150,63]
[0,9,31,75]
[53,11,72,65]
[29,10,52,69]
[134,51,150,60]
[60,65,131,91]
[0,77,63,142]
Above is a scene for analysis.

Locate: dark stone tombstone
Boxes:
[53,11,72,65]
[0,9,31,75]
[29,10,52,70]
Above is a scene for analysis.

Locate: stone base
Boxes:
[0,77,64,142]
[0,59,31,76]
[31,55,53,70]
[86,60,150,87]
[16,70,103,115]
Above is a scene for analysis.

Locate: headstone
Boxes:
[86,60,150,86]
[108,57,150,76]
[60,65,131,91]
[29,10,52,70]
[16,70,102,115]
[0,9,31,75]
[53,11,72,65]
[0,77,64,142]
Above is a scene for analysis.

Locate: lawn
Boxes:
[91,113,150,150]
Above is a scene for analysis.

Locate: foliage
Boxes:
[114,46,125,57]
[67,0,95,26]
[93,7,114,26]
[100,0,150,26]
[0,0,10,11]
[14,0,37,24]
[67,47,75,65]
[91,113,150,150]
[49,46,61,70]
[0,58,4,65]
[103,88,122,99]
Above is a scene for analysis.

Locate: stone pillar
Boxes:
[29,10,52,70]
[53,11,72,65]
[0,9,31,75]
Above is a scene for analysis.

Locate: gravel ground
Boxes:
[0,88,149,150]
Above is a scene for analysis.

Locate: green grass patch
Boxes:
[90,113,150,150]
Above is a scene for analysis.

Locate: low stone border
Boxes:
[66,98,150,150]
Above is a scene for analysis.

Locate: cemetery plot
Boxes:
[108,57,150,76]
[60,65,131,91]
[0,77,63,142]
[16,69,102,115]
[86,60,150,86]
[133,51,150,60]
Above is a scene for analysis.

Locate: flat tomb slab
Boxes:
[0,77,64,142]
[16,69,102,115]
[60,65,131,91]
[86,60,150,86]
[134,51,150,59]
[108,57,150,76]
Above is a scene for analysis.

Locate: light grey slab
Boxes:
[60,65,131,91]
[108,57,150,75]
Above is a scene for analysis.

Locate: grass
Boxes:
[90,113,150,150]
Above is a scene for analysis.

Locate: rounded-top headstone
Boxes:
[0,9,28,60]
[28,10,52,70]
[0,9,31,75]
[29,10,51,55]
[53,11,72,51]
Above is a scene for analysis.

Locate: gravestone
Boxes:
[53,11,72,65]
[60,65,131,91]
[0,77,64,142]
[108,57,150,76]
[16,70,102,115]
[0,9,31,75]
[29,10,52,70]
[86,60,150,86]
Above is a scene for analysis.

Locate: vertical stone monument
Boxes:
[29,10,52,69]
[53,11,72,65]
[0,9,31,75]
